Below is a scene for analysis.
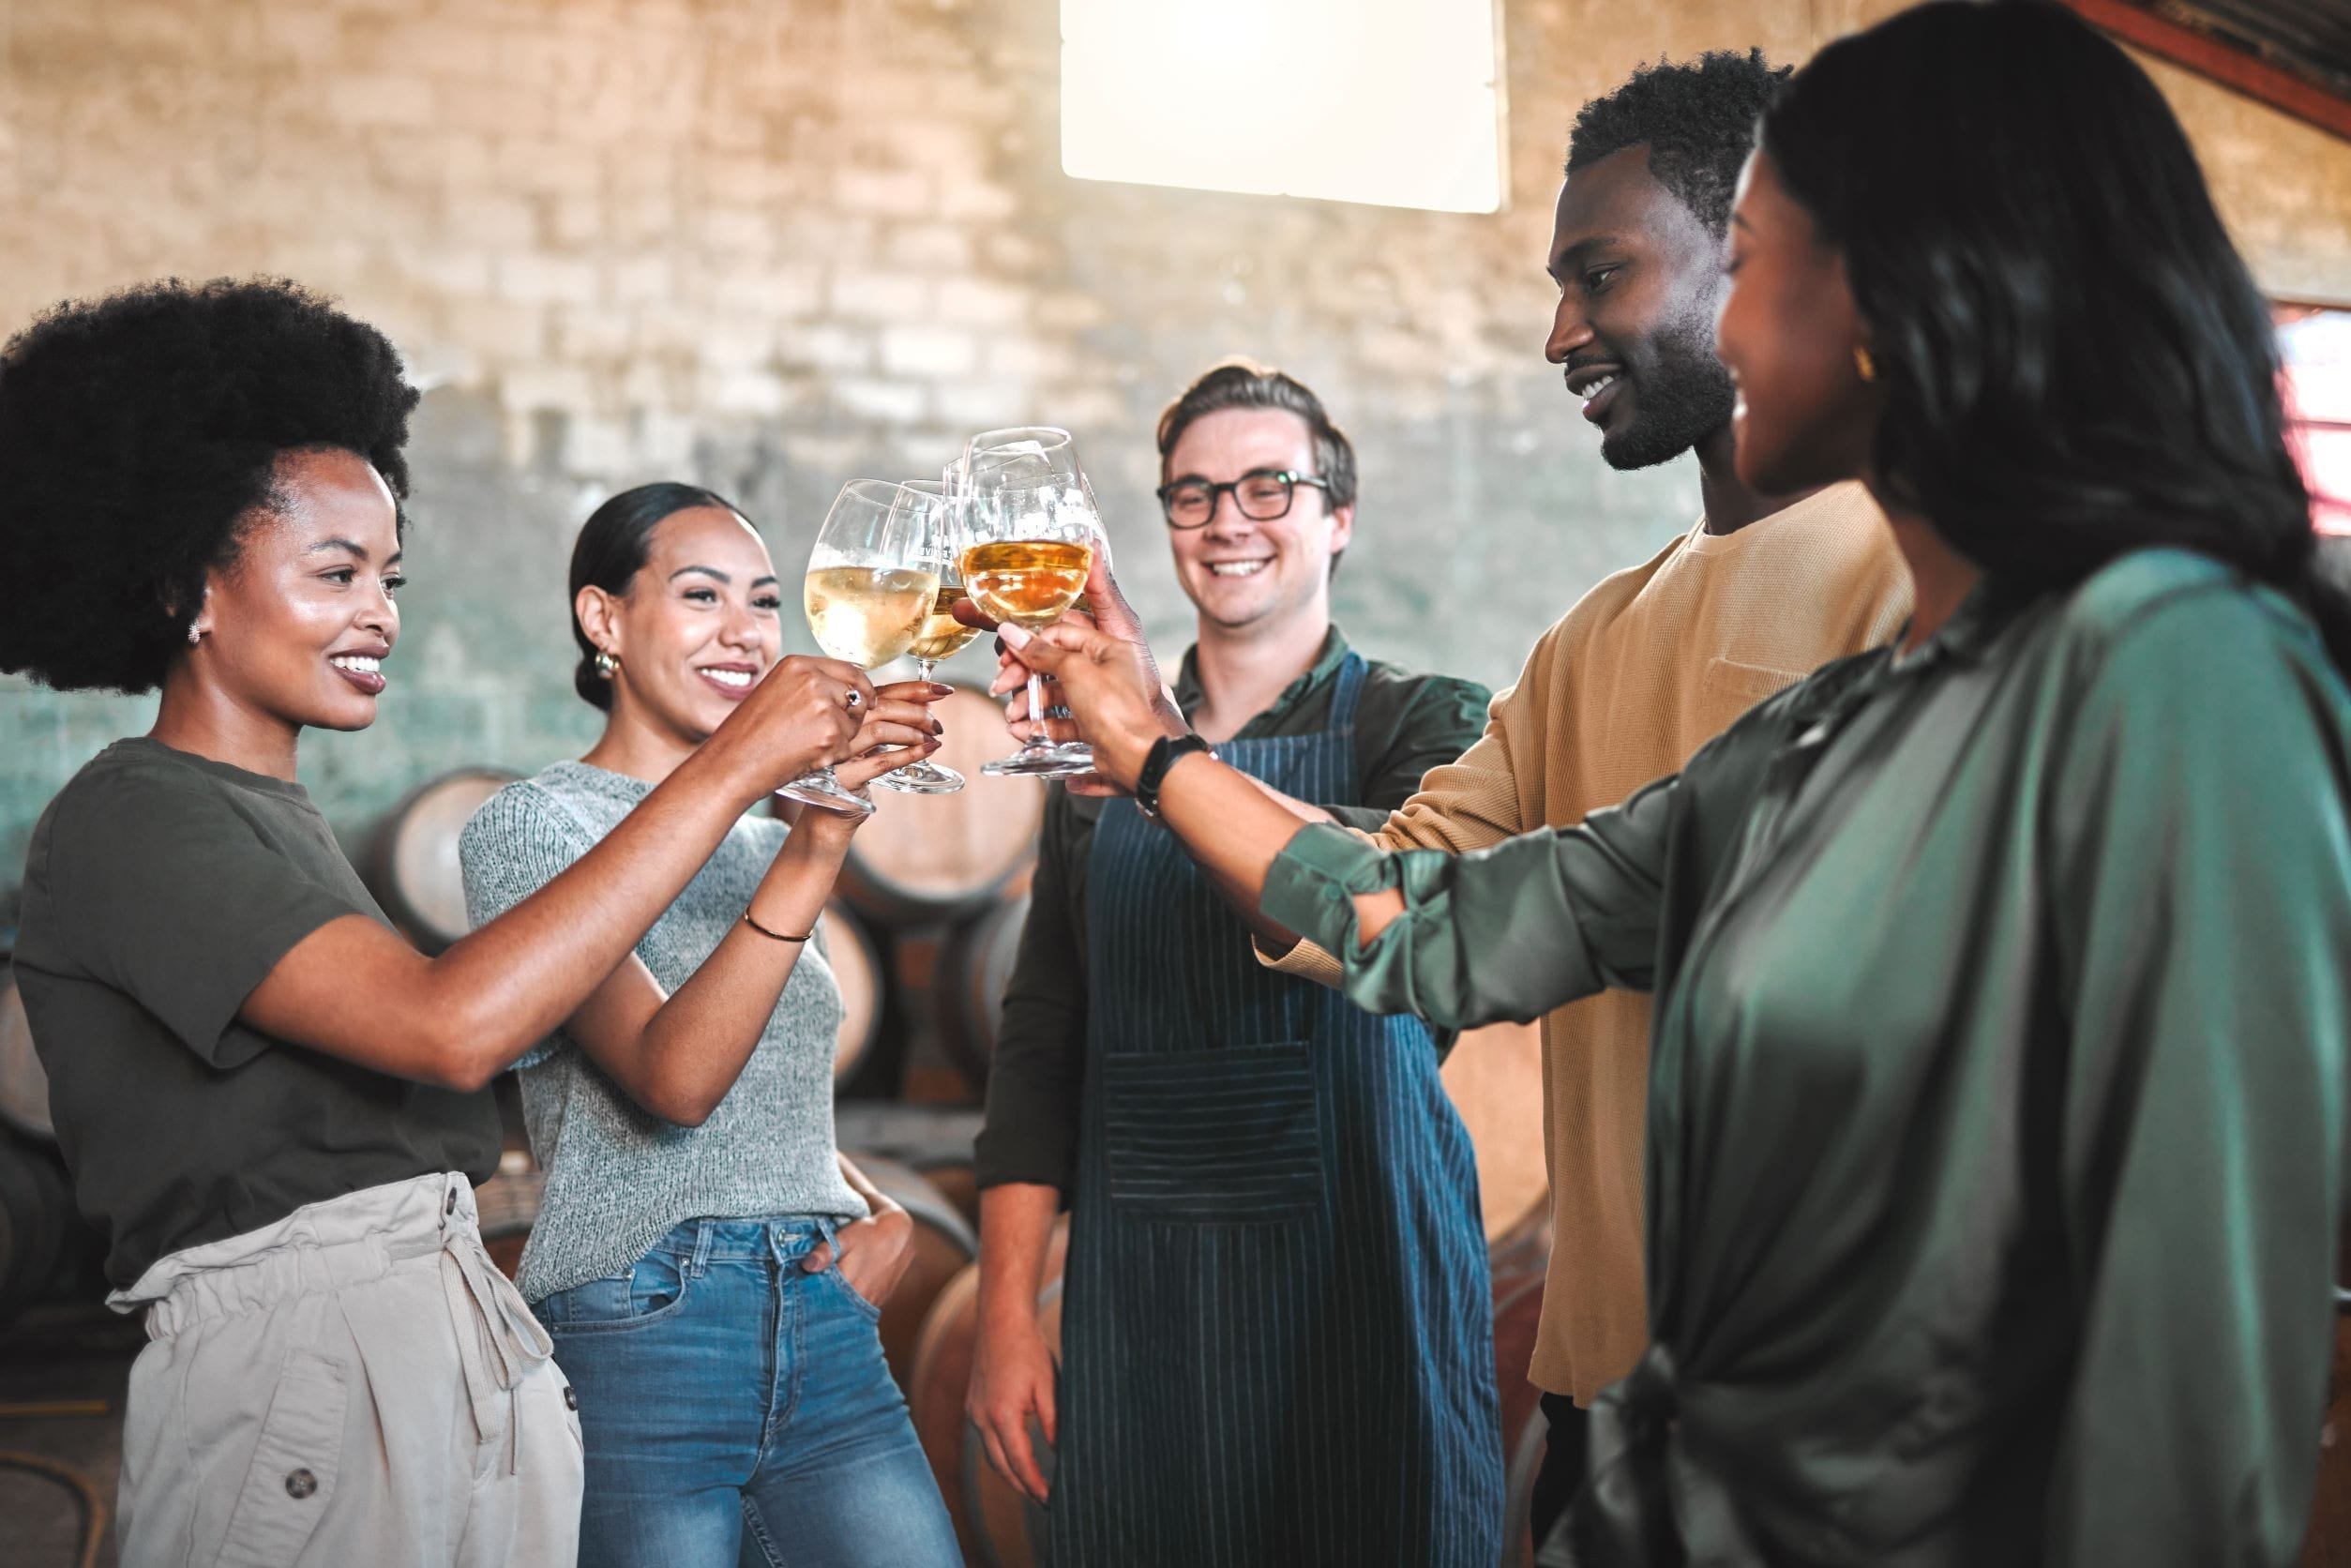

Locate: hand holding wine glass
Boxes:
[953,427,1108,779]
[990,616,1188,792]
[701,654,876,800]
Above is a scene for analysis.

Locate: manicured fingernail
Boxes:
[931,720,943,734]
[929,683,954,695]
[1000,623,1032,649]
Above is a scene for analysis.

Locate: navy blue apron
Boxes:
[1049,652,1504,1568]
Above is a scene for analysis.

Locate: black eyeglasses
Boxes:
[1156,470,1331,529]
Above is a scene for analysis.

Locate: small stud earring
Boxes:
[1854,344,1878,383]
[187,625,202,646]
[595,650,619,676]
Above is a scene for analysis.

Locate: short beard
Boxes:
[1599,311,1737,472]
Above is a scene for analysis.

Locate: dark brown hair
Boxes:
[1155,360,1357,512]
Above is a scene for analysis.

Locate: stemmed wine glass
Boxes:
[780,479,941,817]
[954,427,1105,778]
[871,478,974,795]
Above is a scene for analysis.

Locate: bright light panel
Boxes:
[1060,0,1505,214]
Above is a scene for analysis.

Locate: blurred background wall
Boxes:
[3,0,2348,883]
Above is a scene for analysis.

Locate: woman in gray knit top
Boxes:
[460,484,961,1568]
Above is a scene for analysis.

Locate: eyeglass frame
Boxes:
[1154,469,1333,529]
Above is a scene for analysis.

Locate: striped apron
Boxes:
[1049,651,1505,1567]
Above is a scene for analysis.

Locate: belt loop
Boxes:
[689,1219,716,1279]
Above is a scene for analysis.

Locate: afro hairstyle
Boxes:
[0,278,418,694]
[1566,50,1793,238]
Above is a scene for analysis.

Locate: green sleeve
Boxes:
[1258,772,1677,1030]
[2041,596,2351,1564]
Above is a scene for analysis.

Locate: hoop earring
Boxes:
[595,650,619,677]
[1854,344,1878,384]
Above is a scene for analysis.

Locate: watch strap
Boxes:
[1136,733,1214,821]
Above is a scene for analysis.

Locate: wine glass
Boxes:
[781,479,941,817]
[954,427,1105,778]
[871,479,973,795]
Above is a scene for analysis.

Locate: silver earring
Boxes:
[187,625,202,646]
[595,650,619,676]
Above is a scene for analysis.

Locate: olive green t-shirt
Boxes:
[13,738,501,1289]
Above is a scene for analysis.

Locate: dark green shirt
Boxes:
[14,739,502,1288]
[973,626,1489,1191]
[1263,551,2351,1566]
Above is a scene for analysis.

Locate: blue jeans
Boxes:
[533,1215,961,1568]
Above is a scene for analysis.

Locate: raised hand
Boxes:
[996,616,1186,792]
[706,654,876,793]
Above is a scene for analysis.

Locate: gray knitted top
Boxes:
[458,761,866,1302]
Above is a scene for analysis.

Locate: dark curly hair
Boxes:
[1762,0,2349,673]
[1567,50,1791,237]
[568,482,749,710]
[0,278,419,693]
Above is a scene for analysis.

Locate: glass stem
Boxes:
[1026,671,1051,751]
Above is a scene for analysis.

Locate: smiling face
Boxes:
[1715,150,1878,497]
[577,505,783,748]
[1162,406,1353,635]
[189,445,404,733]
[1546,144,1739,471]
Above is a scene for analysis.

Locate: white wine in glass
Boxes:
[874,478,974,795]
[777,479,939,817]
[958,490,1102,776]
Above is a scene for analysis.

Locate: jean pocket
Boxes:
[821,1263,885,1324]
[211,1349,345,1568]
[540,1249,691,1334]
[1103,1042,1325,1222]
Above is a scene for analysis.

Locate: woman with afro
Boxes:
[0,278,940,1568]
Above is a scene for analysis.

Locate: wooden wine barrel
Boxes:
[1442,1018,1552,1250]
[0,960,53,1143]
[837,687,1044,927]
[0,1136,73,1323]
[821,901,884,1084]
[936,891,1031,1083]
[363,767,520,953]
[851,1155,979,1392]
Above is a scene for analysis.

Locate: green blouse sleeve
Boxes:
[2040,593,2351,1564]
[1258,771,1678,1029]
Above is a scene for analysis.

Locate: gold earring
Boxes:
[1854,344,1878,383]
[595,650,619,676]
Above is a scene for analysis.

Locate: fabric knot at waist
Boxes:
[1541,1341,1764,1568]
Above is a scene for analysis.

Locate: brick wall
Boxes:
[3,0,2348,887]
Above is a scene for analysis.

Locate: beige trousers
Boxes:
[109,1172,582,1568]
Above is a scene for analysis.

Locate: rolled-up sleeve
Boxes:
[1260,773,1678,1030]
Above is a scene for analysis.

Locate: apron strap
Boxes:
[1325,649,1369,732]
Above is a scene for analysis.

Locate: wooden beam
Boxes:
[2057,0,2351,143]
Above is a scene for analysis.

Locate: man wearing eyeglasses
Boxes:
[967,360,1505,1567]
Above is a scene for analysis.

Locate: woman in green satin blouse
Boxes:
[991,5,2351,1563]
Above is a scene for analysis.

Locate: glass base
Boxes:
[872,758,966,794]
[981,741,1096,779]
[775,769,875,817]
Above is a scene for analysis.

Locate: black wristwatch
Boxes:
[1135,733,1215,822]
